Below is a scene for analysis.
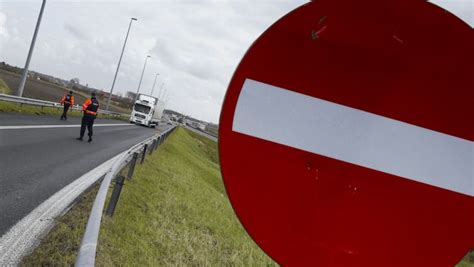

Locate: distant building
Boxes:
[126,91,137,100]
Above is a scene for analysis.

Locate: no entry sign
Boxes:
[219,0,473,266]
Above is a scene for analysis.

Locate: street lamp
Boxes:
[134,55,151,101]
[162,88,168,102]
[150,73,160,96]
[157,82,164,100]
[106,17,138,111]
[17,0,47,97]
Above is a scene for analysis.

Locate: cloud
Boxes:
[0,1,310,123]
[0,11,8,41]
[63,23,88,40]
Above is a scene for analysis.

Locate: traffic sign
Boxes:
[219,0,473,266]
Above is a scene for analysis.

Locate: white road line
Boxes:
[233,79,473,196]
[0,153,123,265]
[0,123,133,130]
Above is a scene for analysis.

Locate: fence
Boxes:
[75,126,176,266]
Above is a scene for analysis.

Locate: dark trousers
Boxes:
[61,104,70,120]
[80,115,95,138]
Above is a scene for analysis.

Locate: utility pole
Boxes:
[106,17,137,111]
[157,82,164,100]
[150,73,160,96]
[134,55,151,102]
[17,0,47,97]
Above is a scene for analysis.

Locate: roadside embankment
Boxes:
[22,127,275,266]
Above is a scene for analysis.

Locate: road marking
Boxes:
[0,153,122,265]
[0,123,133,130]
[233,79,473,196]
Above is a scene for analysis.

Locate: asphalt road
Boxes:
[0,113,170,236]
[183,125,218,142]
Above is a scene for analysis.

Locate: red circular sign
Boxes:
[219,0,473,266]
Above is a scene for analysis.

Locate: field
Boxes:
[0,78,12,94]
[0,100,128,121]
[22,127,276,266]
[0,70,130,114]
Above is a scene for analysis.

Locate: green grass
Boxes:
[0,100,128,121]
[457,251,474,267]
[0,78,12,94]
[96,127,274,266]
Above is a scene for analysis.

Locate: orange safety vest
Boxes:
[60,94,75,105]
[82,97,99,116]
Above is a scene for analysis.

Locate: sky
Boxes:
[0,0,472,123]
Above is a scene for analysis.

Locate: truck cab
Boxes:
[130,94,164,128]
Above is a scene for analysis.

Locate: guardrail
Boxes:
[75,125,177,266]
[0,93,130,118]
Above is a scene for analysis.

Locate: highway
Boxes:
[183,125,218,142]
[0,113,170,236]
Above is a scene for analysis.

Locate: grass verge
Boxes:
[0,100,128,121]
[96,127,274,266]
[457,251,474,267]
[21,185,100,266]
[0,78,12,94]
[21,127,275,266]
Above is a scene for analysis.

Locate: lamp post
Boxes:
[150,73,160,96]
[162,88,168,102]
[134,55,151,101]
[106,17,137,111]
[17,0,47,97]
[157,82,164,100]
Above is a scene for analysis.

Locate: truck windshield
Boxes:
[134,104,151,114]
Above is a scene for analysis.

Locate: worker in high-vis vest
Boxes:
[77,92,99,142]
[60,91,75,120]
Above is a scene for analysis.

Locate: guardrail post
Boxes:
[105,175,126,217]
[155,136,161,149]
[149,139,156,154]
[154,138,158,151]
[127,152,138,180]
[157,136,161,146]
[155,137,160,151]
[154,138,159,150]
[140,144,148,164]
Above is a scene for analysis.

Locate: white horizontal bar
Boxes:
[0,124,132,130]
[233,79,473,196]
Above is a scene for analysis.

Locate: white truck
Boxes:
[129,94,165,128]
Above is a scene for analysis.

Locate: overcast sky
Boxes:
[0,0,472,123]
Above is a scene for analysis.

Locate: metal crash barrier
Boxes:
[75,126,176,266]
